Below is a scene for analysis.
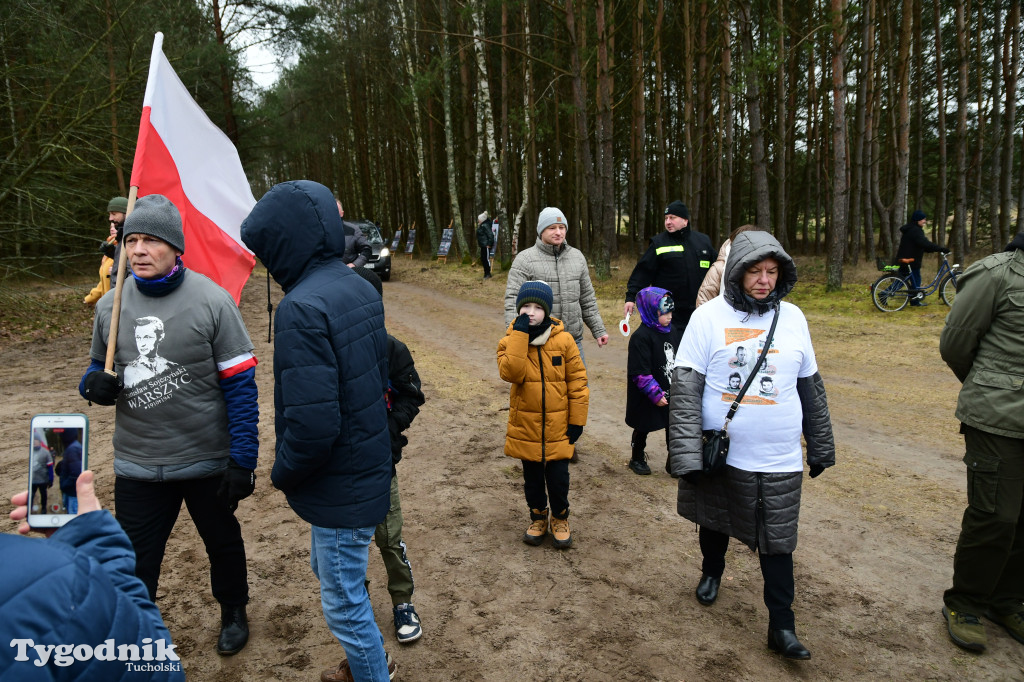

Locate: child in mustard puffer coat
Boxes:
[497,280,589,549]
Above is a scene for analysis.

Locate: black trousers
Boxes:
[115,475,249,605]
[31,484,48,513]
[945,425,1024,616]
[631,428,669,460]
[522,459,570,519]
[699,526,795,630]
[480,245,491,277]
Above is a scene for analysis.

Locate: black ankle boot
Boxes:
[695,574,720,606]
[217,604,249,655]
[767,628,811,660]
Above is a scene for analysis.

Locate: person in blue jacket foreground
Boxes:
[241,180,397,682]
[2,470,184,681]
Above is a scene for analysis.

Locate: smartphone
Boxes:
[27,413,89,528]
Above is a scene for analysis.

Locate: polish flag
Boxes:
[130,32,255,304]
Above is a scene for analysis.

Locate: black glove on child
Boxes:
[941,247,952,254]
[100,241,116,259]
[809,464,825,478]
[513,313,531,333]
[83,370,123,406]
[218,461,256,512]
[566,424,583,445]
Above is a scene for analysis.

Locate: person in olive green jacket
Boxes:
[939,231,1024,654]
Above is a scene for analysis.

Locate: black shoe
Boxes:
[695,575,720,606]
[217,604,249,656]
[767,628,811,660]
[628,457,651,475]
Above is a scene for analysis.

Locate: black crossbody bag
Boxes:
[702,304,780,475]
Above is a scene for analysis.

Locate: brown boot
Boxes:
[550,515,572,549]
[523,508,548,546]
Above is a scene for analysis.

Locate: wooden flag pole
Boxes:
[104,186,139,373]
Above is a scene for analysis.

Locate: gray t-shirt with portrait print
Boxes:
[90,270,254,467]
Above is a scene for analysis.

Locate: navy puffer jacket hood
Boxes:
[239,179,391,528]
[723,231,798,316]
[240,180,345,291]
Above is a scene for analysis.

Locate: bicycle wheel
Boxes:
[871,275,910,312]
[940,274,957,306]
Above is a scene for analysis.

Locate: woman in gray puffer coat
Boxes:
[667,231,835,660]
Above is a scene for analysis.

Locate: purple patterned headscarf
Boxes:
[636,286,673,333]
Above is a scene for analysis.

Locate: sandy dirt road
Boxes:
[1,268,1022,681]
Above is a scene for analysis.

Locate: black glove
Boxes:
[680,471,701,485]
[513,313,531,333]
[100,241,116,258]
[83,370,123,406]
[566,424,583,444]
[941,247,951,254]
[115,225,124,243]
[809,464,825,478]
[218,461,256,512]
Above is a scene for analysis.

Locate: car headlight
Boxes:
[380,248,390,257]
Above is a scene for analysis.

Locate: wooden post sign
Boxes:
[390,228,401,251]
[436,223,454,262]
[404,227,416,256]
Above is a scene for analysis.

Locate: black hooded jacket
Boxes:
[895,220,943,270]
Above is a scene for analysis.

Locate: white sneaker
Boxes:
[393,603,422,644]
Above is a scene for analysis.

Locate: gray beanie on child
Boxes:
[123,194,186,254]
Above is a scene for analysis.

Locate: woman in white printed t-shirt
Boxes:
[666,231,836,661]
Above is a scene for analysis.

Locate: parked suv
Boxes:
[352,220,392,281]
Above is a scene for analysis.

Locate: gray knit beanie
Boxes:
[123,194,185,254]
[537,207,567,235]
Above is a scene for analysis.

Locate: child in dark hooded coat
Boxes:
[625,287,683,475]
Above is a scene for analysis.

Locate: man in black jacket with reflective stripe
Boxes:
[624,200,715,329]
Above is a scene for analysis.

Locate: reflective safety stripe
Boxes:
[699,260,710,268]
[655,245,685,255]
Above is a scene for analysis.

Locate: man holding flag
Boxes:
[79,194,260,656]
[75,30,263,656]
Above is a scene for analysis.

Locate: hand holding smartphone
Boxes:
[26,413,89,529]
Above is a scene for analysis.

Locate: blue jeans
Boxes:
[62,493,78,514]
[311,525,389,681]
[574,337,586,367]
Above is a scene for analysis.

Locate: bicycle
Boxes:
[870,252,961,312]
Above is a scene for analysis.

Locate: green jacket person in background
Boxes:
[939,231,1024,654]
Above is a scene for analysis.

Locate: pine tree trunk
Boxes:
[400,0,439,253]
[999,0,1019,251]
[953,0,969,258]
[471,0,507,262]
[737,1,771,233]
[826,0,849,291]
[440,0,468,259]
[933,0,948,249]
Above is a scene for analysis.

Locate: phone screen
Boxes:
[28,414,89,528]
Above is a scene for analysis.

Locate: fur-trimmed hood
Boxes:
[723,231,798,315]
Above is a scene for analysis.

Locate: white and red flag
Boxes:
[130,32,255,304]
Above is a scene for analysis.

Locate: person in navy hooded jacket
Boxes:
[241,180,396,682]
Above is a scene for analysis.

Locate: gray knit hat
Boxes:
[123,194,185,254]
[537,207,567,235]
[107,196,129,213]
